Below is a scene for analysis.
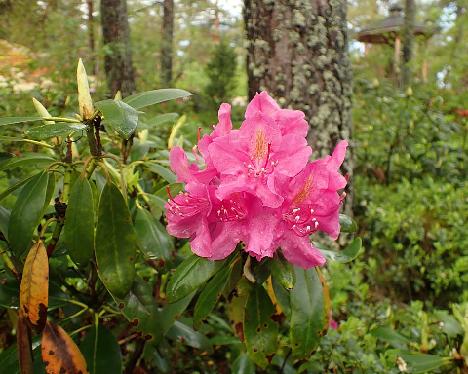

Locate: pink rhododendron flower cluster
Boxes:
[165,92,348,269]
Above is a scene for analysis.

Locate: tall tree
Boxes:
[160,0,175,86]
[401,0,415,88]
[100,0,136,96]
[244,0,352,177]
[85,0,97,75]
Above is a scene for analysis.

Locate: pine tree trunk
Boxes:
[401,0,415,88]
[161,0,174,86]
[86,0,97,75]
[100,0,136,96]
[244,0,353,190]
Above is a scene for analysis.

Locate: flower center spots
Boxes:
[215,197,247,222]
[293,176,313,205]
[167,191,209,218]
[245,129,278,178]
[282,205,320,237]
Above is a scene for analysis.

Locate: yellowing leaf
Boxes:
[41,321,89,374]
[167,115,186,149]
[20,241,49,331]
[77,58,94,120]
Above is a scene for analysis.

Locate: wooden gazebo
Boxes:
[355,4,434,82]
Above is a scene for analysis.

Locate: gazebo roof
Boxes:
[355,4,434,44]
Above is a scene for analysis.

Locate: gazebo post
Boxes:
[394,35,401,77]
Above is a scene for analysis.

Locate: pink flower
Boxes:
[165,92,349,270]
[208,92,311,208]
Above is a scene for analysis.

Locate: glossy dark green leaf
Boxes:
[144,162,176,183]
[0,153,55,172]
[95,99,139,139]
[339,214,358,232]
[81,325,122,374]
[244,283,278,368]
[95,182,136,298]
[398,352,452,373]
[62,176,95,265]
[0,206,10,241]
[271,257,295,290]
[194,263,232,326]
[26,123,86,139]
[371,326,409,349]
[134,206,173,260]
[166,255,224,302]
[0,116,42,127]
[232,353,255,374]
[319,237,363,263]
[167,321,212,352]
[290,267,325,358]
[0,175,35,202]
[8,171,50,256]
[271,276,291,318]
[124,89,191,110]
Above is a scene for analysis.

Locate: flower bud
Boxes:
[32,97,54,124]
[77,58,94,120]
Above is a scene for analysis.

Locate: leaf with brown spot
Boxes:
[20,241,49,331]
[41,321,89,374]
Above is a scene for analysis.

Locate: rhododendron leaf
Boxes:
[317,237,362,263]
[271,257,295,290]
[123,88,191,110]
[232,353,255,374]
[166,255,224,302]
[144,162,176,183]
[271,276,291,317]
[194,258,236,326]
[244,283,278,368]
[95,99,139,140]
[26,122,86,139]
[8,171,50,256]
[290,267,325,358]
[251,258,272,284]
[63,176,95,266]
[95,182,136,298]
[339,214,358,232]
[371,326,409,349]
[0,153,55,172]
[80,325,122,374]
[0,116,42,127]
[134,206,173,260]
[166,321,213,352]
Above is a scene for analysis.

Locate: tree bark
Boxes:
[401,0,415,88]
[161,0,174,86]
[86,0,97,75]
[100,0,136,97]
[244,0,353,183]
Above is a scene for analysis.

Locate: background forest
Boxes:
[0,0,467,373]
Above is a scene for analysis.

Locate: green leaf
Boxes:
[0,153,55,172]
[290,267,325,358]
[371,326,409,349]
[8,171,51,256]
[95,182,136,298]
[81,325,122,374]
[319,237,363,263]
[232,353,255,374]
[166,255,224,302]
[147,113,179,127]
[244,283,278,368]
[124,89,191,110]
[194,261,233,326]
[339,214,358,233]
[166,321,213,352]
[62,176,95,265]
[271,257,295,290]
[134,206,173,260]
[95,99,139,139]
[144,162,176,183]
[0,206,10,241]
[0,116,42,127]
[26,123,86,139]
[398,352,452,373]
[0,175,35,202]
